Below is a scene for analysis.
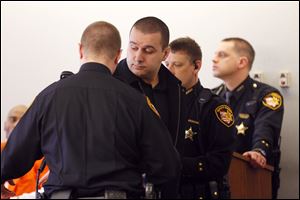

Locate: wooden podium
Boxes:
[228,152,274,199]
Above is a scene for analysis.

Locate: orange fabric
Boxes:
[1,142,6,151]
[1,141,49,196]
[8,158,49,196]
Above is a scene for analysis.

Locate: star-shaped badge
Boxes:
[235,122,248,135]
[185,127,197,141]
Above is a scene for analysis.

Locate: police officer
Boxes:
[1,21,181,199]
[165,37,236,199]
[212,37,284,199]
[114,16,185,147]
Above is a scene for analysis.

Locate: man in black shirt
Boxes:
[1,21,181,199]
[114,17,185,147]
[165,37,235,199]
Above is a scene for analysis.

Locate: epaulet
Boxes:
[248,79,283,112]
[198,88,213,104]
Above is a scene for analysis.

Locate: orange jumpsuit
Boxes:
[1,141,49,196]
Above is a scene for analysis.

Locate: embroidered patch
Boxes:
[145,96,160,118]
[262,92,282,110]
[215,105,234,127]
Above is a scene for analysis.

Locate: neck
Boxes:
[223,73,248,91]
[185,78,199,91]
[143,75,159,88]
[81,57,114,74]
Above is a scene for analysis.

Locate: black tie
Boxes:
[225,91,233,104]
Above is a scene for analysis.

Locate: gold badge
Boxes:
[185,127,197,141]
[215,105,234,127]
[236,122,248,135]
[239,113,249,119]
[145,96,160,118]
[262,92,282,110]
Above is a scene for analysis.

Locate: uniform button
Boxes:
[199,167,203,171]
[262,140,265,144]
[214,192,218,196]
[198,162,203,166]
[199,196,203,199]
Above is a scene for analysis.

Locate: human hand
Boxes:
[243,151,266,168]
[1,184,15,199]
[39,171,49,187]
[7,179,15,186]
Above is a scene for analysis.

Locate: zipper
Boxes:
[174,83,181,147]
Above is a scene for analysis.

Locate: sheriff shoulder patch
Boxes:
[215,105,234,127]
[262,92,282,110]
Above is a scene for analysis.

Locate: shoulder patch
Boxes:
[215,105,234,127]
[262,92,282,110]
[146,96,160,118]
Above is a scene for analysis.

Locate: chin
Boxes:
[212,72,219,78]
[131,68,145,77]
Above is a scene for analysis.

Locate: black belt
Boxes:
[50,190,128,199]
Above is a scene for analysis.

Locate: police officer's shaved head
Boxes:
[222,37,255,69]
[4,104,28,139]
[81,21,121,59]
[131,16,169,50]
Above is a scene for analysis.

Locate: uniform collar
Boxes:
[115,59,140,85]
[226,76,252,100]
[79,62,111,74]
[185,80,202,97]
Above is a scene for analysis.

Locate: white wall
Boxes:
[1,1,299,198]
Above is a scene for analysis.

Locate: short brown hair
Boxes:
[169,37,202,63]
[222,37,255,69]
[131,16,169,50]
[81,21,121,59]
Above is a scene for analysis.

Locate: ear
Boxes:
[162,47,170,61]
[114,49,122,65]
[194,60,202,74]
[238,56,249,70]
[79,43,83,59]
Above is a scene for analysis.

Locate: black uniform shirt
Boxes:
[1,62,181,198]
[213,76,284,163]
[180,81,235,182]
[137,71,169,127]
[114,59,185,145]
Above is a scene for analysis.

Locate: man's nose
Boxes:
[212,55,218,63]
[134,50,144,63]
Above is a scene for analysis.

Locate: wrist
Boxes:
[253,148,267,157]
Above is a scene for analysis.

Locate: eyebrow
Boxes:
[215,50,227,54]
[129,41,156,50]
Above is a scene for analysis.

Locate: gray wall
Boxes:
[1,1,299,198]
